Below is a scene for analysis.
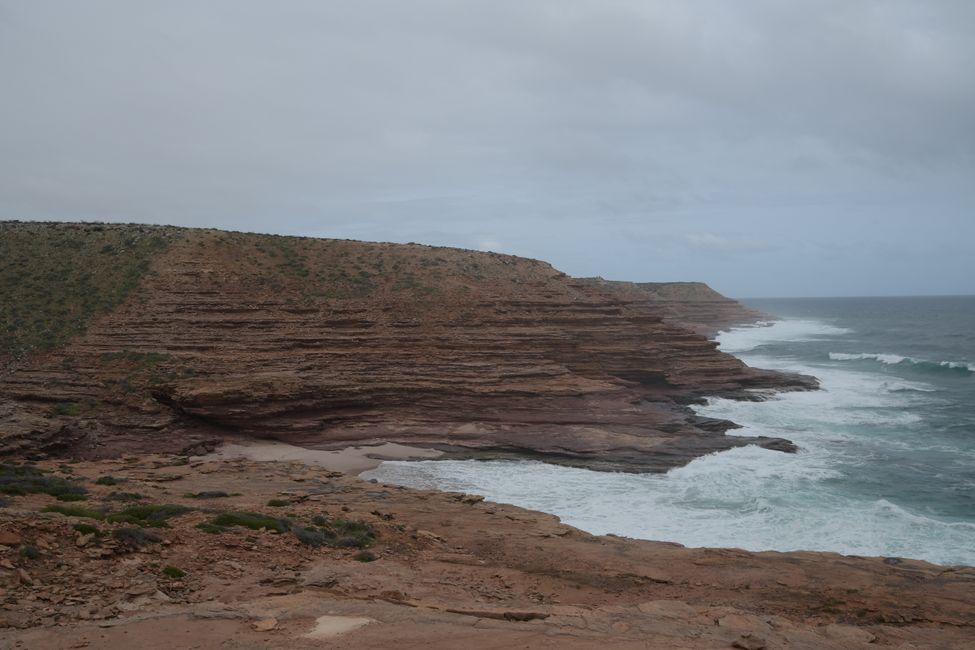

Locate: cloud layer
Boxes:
[2,1,972,296]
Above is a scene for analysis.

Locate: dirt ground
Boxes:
[2,452,973,650]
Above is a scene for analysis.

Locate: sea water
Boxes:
[363,296,975,566]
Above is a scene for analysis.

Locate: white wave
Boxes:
[365,457,975,566]
[829,352,975,373]
[363,315,973,565]
[717,319,852,353]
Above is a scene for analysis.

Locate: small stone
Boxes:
[125,583,155,597]
[17,569,33,586]
[0,532,21,547]
[76,534,93,548]
[252,617,278,631]
[732,634,766,650]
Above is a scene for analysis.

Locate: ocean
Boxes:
[363,296,975,566]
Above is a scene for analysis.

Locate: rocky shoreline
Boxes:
[1,223,972,647]
[1,223,815,473]
[1,453,973,649]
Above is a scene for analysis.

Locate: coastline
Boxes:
[197,440,443,475]
[2,452,972,648]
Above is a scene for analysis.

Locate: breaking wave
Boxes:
[829,352,974,375]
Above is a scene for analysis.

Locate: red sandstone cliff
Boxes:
[578,278,769,337]
[0,223,814,469]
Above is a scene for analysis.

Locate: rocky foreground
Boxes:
[1,455,973,649]
[1,222,813,472]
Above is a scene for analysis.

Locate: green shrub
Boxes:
[104,491,145,501]
[43,504,104,520]
[0,463,87,499]
[187,490,230,499]
[266,499,289,507]
[20,544,40,560]
[162,565,186,579]
[51,402,82,417]
[95,475,120,485]
[72,522,101,536]
[209,511,290,533]
[353,550,377,562]
[113,527,161,548]
[56,493,88,502]
[196,522,226,534]
[106,504,191,527]
[292,518,375,549]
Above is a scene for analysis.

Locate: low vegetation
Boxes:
[162,565,186,579]
[1,463,87,499]
[198,509,376,549]
[112,527,161,548]
[186,490,231,499]
[0,222,181,367]
[43,504,105,520]
[206,511,291,533]
[72,522,102,536]
[106,504,192,527]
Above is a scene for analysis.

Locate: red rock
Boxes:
[0,227,815,471]
[0,531,21,547]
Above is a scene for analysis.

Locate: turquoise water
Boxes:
[364,296,975,566]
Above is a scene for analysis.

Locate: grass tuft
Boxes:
[113,527,161,548]
[20,544,40,560]
[208,511,291,533]
[43,504,105,520]
[162,565,186,579]
[106,504,191,527]
[0,462,87,499]
[292,518,375,549]
[72,522,101,536]
[186,490,230,499]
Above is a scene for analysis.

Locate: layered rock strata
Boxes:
[0,225,814,470]
[579,278,769,337]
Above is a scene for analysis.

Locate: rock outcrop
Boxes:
[578,278,769,337]
[0,223,814,470]
[3,455,972,648]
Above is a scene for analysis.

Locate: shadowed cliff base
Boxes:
[0,222,815,472]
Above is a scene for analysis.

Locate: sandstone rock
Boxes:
[17,568,32,586]
[252,617,278,631]
[0,531,21,546]
[732,634,767,650]
[824,623,877,645]
[1,228,814,472]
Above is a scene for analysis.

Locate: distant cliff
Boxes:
[0,222,813,470]
[578,278,768,337]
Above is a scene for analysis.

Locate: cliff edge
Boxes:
[0,222,813,471]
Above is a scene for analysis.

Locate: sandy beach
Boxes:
[196,440,444,474]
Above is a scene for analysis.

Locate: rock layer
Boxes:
[0,224,815,470]
[579,277,769,337]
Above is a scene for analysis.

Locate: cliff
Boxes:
[578,278,769,337]
[2,454,971,648]
[0,222,814,471]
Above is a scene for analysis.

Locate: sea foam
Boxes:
[829,352,974,374]
[365,317,975,566]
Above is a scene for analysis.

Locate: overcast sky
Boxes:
[1,1,972,297]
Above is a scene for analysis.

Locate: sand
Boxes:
[195,440,443,474]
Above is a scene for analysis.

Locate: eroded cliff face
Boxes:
[0,224,814,470]
[579,278,769,337]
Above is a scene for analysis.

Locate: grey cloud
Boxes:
[1,0,972,296]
